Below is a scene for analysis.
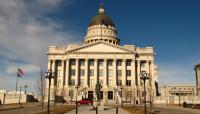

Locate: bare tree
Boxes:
[147,84,154,111]
[62,87,68,104]
[69,89,74,105]
[35,68,46,109]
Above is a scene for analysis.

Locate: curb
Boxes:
[0,106,24,111]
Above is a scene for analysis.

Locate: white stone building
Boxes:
[154,85,200,104]
[45,5,158,104]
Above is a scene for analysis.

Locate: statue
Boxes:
[95,82,102,102]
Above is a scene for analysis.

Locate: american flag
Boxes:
[17,68,24,78]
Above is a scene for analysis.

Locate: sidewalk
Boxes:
[152,104,200,114]
[65,106,129,114]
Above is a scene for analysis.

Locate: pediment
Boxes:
[67,42,134,54]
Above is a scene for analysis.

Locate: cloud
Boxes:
[0,0,76,65]
[0,0,77,91]
[5,64,39,75]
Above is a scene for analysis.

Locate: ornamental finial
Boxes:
[98,2,105,14]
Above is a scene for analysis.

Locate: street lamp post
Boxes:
[120,85,124,107]
[140,71,149,114]
[178,89,181,106]
[75,85,79,114]
[24,85,27,94]
[45,69,55,114]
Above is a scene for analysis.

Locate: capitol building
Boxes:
[46,5,158,104]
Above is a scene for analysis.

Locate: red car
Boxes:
[193,104,200,109]
[77,98,93,105]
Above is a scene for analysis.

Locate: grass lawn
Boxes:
[35,105,76,114]
[122,106,151,114]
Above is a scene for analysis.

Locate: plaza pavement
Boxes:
[64,105,129,114]
[152,104,200,114]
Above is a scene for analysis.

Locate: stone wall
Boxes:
[0,92,27,104]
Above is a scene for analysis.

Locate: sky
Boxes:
[0,0,200,93]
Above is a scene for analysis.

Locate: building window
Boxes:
[98,60,104,66]
[126,60,132,66]
[71,60,76,66]
[80,69,85,76]
[108,60,112,66]
[108,91,113,100]
[126,80,131,86]
[70,80,75,85]
[127,91,132,99]
[117,70,122,77]
[80,79,85,86]
[117,60,122,66]
[142,91,145,97]
[80,60,85,66]
[126,70,131,77]
[69,90,74,98]
[108,69,113,77]
[141,61,146,67]
[90,79,94,86]
[57,70,62,77]
[71,69,75,76]
[109,80,113,86]
[89,60,94,66]
[88,91,93,99]
[117,80,122,86]
[89,69,94,76]
[99,69,103,77]
[57,80,61,87]
[57,60,62,66]
[99,80,103,85]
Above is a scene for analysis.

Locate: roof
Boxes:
[88,4,115,27]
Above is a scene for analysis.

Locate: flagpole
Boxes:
[16,73,19,94]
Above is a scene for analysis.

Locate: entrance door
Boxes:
[88,91,93,99]
[100,91,103,100]
[108,91,113,100]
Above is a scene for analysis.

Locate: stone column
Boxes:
[47,60,51,70]
[65,59,69,87]
[146,60,150,74]
[85,59,89,87]
[103,59,107,87]
[131,59,136,87]
[61,60,65,86]
[94,59,98,86]
[51,60,56,86]
[113,59,117,87]
[75,59,79,85]
[122,59,126,86]
[137,60,141,86]
[46,60,52,86]
[150,61,155,89]
[137,60,141,104]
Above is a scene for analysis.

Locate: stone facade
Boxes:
[154,85,200,104]
[45,5,158,104]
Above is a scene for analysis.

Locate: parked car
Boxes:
[193,104,200,109]
[186,103,194,108]
[77,98,93,105]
